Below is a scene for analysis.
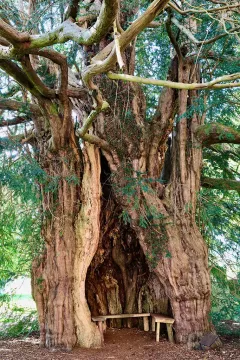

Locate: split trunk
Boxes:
[32,55,213,350]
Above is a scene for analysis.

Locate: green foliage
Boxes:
[210,267,240,336]
[135,24,171,120]
[0,304,38,339]
[37,61,57,88]
[0,0,239,340]
[0,150,44,285]
[0,188,43,282]
[197,188,240,335]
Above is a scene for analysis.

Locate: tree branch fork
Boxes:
[1,0,240,153]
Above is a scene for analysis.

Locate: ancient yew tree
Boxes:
[0,0,240,351]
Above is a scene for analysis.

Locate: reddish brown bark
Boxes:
[32,146,81,349]
[31,98,103,349]
[90,55,213,347]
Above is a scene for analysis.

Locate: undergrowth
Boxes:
[0,296,39,339]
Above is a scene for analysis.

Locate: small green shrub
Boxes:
[0,302,39,338]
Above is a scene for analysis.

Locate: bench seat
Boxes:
[92,313,175,343]
[151,314,175,343]
[92,313,151,340]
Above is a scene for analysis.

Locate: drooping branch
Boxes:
[27,49,88,99]
[76,101,109,138]
[201,177,240,191]
[195,124,240,146]
[171,17,240,47]
[166,11,182,60]
[207,145,240,162]
[0,130,35,147]
[169,1,240,15]
[113,20,124,70]
[0,54,86,100]
[107,71,240,90]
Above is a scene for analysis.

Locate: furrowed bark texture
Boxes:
[3,0,220,352]
[73,143,102,348]
[32,146,81,350]
[164,59,211,345]
[32,98,102,349]
[91,54,212,347]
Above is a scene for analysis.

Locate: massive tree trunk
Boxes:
[32,105,102,349]
[89,54,212,347]
[2,0,237,353]
[31,51,213,350]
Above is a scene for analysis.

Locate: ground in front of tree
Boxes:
[0,328,239,360]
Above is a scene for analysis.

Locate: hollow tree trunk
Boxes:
[92,55,213,347]
[85,156,169,328]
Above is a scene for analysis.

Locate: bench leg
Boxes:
[151,317,155,331]
[97,321,104,343]
[166,324,174,343]
[143,317,149,331]
[103,320,107,333]
[156,322,160,342]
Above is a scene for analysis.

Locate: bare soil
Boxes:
[0,328,239,360]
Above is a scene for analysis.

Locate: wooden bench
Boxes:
[92,313,151,340]
[151,314,175,343]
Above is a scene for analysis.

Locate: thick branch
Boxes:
[196,124,240,146]
[0,19,29,45]
[81,133,111,152]
[0,116,32,127]
[84,0,170,84]
[77,101,109,137]
[107,72,240,90]
[0,60,41,97]
[0,0,118,59]
[86,0,119,45]
[28,0,118,49]
[0,36,10,46]
[21,55,56,98]
[201,177,240,191]
[0,98,41,114]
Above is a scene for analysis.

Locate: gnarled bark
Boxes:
[73,143,102,348]
[32,146,81,350]
[91,55,213,348]
[32,128,102,349]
